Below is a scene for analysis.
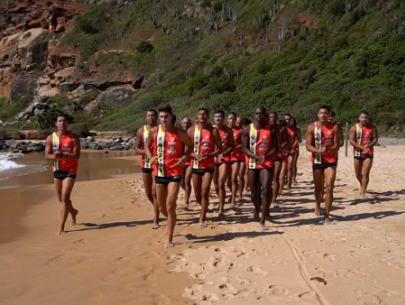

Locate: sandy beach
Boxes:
[1,146,405,305]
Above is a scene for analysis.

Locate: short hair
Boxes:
[284,113,292,117]
[291,117,297,127]
[242,118,252,125]
[318,105,331,113]
[359,110,370,116]
[269,111,278,117]
[278,119,287,127]
[147,109,158,116]
[172,114,177,125]
[331,111,336,117]
[214,109,225,117]
[198,108,209,115]
[228,111,237,117]
[158,104,173,115]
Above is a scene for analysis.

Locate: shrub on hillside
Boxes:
[136,41,154,54]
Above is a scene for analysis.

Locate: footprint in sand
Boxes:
[298,291,317,300]
[268,285,290,296]
[218,283,238,295]
[194,272,207,279]
[46,254,63,266]
[246,265,268,276]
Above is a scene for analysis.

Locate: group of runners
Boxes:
[45,105,378,248]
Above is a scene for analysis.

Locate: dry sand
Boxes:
[1,147,405,305]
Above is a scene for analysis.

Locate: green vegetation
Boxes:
[56,0,405,133]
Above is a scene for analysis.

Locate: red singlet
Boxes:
[245,123,273,169]
[230,127,242,161]
[152,125,183,177]
[354,124,374,157]
[52,131,78,174]
[216,126,231,164]
[191,125,215,169]
[312,122,337,164]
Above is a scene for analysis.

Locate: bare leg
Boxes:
[238,161,246,200]
[293,150,299,184]
[192,173,202,205]
[213,165,219,197]
[260,168,272,229]
[354,158,363,193]
[287,155,294,190]
[199,172,214,227]
[279,161,287,196]
[156,183,168,219]
[142,172,160,228]
[271,161,281,208]
[217,163,228,215]
[312,169,324,217]
[244,167,249,193]
[248,170,260,221]
[165,182,180,248]
[361,158,373,196]
[323,167,337,224]
[230,162,240,207]
[184,166,192,206]
[58,178,76,235]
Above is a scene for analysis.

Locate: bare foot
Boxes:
[199,221,208,228]
[71,209,78,226]
[254,211,260,222]
[260,222,267,231]
[314,203,321,216]
[273,202,279,209]
[165,241,174,248]
[323,217,332,225]
[58,230,67,235]
[152,222,160,229]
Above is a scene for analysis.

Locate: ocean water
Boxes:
[0,152,48,182]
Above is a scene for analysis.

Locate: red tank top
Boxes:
[216,126,231,164]
[245,123,273,169]
[353,124,374,157]
[230,127,242,161]
[52,131,78,174]
[139,125,153,169]
[287,127,296,149]
[191,125,215,169]
[312,122,337,164]
[272,124,284,159]
[152,126,183,177]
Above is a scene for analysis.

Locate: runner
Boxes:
[290,117,302,185]
[305,105,340,224]
[188,108,222,227]
[284,113,298,190]
[180,117,193,206]
[45,114,81,235]
[213,110,234,216]
[144,105,193,248]
[269,112,289,208]
[135,109,159,229]
[227,112,243,207]
[242,107,279,229]
[278,119,291,197]
[240,118,252,197]
[349,111,378,197]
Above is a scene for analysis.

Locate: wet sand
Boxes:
[1,146,405,305]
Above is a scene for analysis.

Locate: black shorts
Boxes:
[155,176,182,185]
[247,167,272,172]
[142,167,153,174]
[183,164,190,170]
[230,160,242,165]
[273,158,283,163]
[312,163,337,171]
[192,168,215,176]
[354,155,373,160]
[54,170,76,180]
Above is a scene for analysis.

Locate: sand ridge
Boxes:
[0,146,405,305]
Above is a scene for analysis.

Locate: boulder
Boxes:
[98,87,135,107]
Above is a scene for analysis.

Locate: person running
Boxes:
[227,112,243,207]
[188,108,222,227]
[240,118,252,197]
[242,107,279,229]
[45,114,81,235]
[284,113,298,190]
[306,105,340,224]
[349,111,378,197]
[135,110,160,229]
[269,112,289,208]
[290,117,302,185]
[213,110,235,216]
[144,105,193,248]
[180,117,193,206]
[278,119,292,196]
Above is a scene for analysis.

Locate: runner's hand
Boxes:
[54,151,62,159]
[362,146,370,153]
[216,154,224,161]
[175,156,187,166]
[319,147,326,154]
[150,156,158,165]
[195,154,206,161]
[257,155,265,165]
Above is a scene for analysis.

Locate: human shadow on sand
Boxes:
[70,220,153,232]
[184,230,283,243]
[271,210,404,227]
